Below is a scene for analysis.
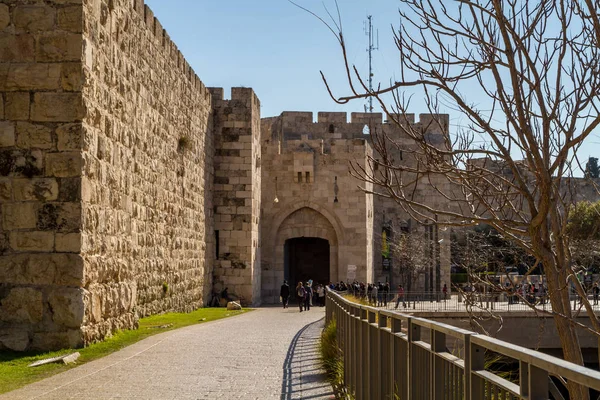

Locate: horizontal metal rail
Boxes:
[325,289,600,400]
[341,289,600,313]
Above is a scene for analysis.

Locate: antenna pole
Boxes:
[365,15,379,113]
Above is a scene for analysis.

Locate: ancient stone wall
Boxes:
[0,0,215,351]
[0,0,86,351]
[80,0,214,343]
[210,87,262,305]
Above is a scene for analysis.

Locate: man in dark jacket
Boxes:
[280,280,290,309]
[304,283,313,311]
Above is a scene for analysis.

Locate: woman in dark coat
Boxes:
[280,280,290,309]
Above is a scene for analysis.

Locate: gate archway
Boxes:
[263,207,338,303]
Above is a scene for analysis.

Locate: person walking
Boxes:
[442,283,448,300]
[304,282,313,311]
[382,282,390,307]
[395,284,406,309]
[296,282,306,312]
[280,280,290,309]
[593,282,599,305]
[317,284,326,306]
[371,284,378,306]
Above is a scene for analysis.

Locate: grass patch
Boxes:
[0,307,249,395]
[319,318,352,399]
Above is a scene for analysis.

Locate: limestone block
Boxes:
[57,177,81,202]
[35,32,82,62]
[13,178,59,201]
[2,203,37,230]
[56,123,82,151]
[4,63,62,91]
[31,329,82,351]
[31,93,84,122]
[55,232,81,253]
[0,121,15,147]
[0,253,83,286]
[60,62,83,91]
[0,329,30,352]
[9,231,54,252]
[0,287,43,323]
[45,152,82,177]
[14,5,56,32]
[37,202,81,232]
[226,301,242,310]
[0,4,9,31]
[57,6,82,33]
[5,92,30,121]
[49,288,84,328]
[16,122,53,149]
[0,179,11,201]
[0,33,35,62]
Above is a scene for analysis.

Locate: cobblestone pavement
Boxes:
[1,307,335,400]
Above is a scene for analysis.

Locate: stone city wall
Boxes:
[0,0,215,351]
[0,0,87,351]
[80,0,214,343]
[210,87,261,305]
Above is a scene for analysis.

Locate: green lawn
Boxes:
[0,307,249,395]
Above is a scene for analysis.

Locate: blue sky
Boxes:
[144,0,404,119]
[144,1,598,174]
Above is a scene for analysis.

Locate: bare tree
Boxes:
[389,229,430,291]
[298,0,600,398]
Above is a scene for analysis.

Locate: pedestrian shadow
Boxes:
[281,317,335,399]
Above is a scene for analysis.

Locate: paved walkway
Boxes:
[1,307,334,400]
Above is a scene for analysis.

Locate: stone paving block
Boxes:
[0,308,334,400]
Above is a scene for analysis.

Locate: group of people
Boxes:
[279,280,326,311]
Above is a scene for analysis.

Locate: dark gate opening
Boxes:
[284,237,330,288]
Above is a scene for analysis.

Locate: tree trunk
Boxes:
[546,263,590,400]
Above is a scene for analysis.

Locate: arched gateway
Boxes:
[262,207,339,303]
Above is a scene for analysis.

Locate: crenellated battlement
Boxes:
[130,0,208,96]
[263,111,449,143]
[276,111,447,126]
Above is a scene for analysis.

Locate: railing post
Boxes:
[407,318,420,398]
[378,312,388,399]
[367,310,377,400]
[391,317,404,400]
[431,328,446,400]
[350,304,357,396]
[469,342,485,399]
[528,364,549,400]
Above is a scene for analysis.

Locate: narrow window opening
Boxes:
[297,171,302,183]
[328,124,335,133]
[305,171,310,183]
[215,230,220,260]
[363,124,370,135]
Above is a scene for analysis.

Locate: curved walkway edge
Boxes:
[1,307,334,400]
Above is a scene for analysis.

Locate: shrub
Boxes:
[319,318,352,398]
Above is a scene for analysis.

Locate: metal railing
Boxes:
[326,289,600,400]
[342,289,600,313]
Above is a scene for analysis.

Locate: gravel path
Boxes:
[1,307,334,400]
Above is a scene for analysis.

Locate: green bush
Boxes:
[319,318,351,398]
